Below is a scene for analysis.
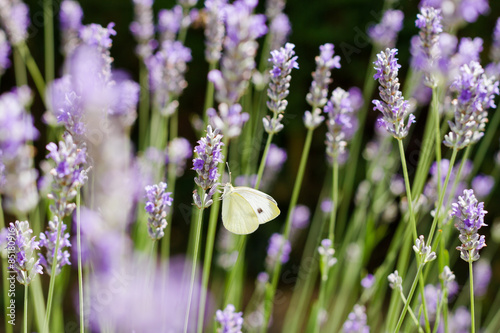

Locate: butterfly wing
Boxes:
[222,190,260,235]
[232,187,280,224]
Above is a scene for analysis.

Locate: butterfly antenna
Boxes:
[226,162,232,183]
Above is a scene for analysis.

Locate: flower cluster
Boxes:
[193,125,224,208]
[0,0,30,45]
[388,270,403,292]
[269,13,291,52]
[60,0,83,56]
[368,9,404,48]
[324,87,357,163]
[166,137,192,177]
[372,48,415,139]
[304,43,341,130]
[207,103,249,139]
[147,40,192,116]
[130,0,155,59]
[415,6,443,86]
[318,239,337,275]
[208,0,267,105]
[413,235,437,264]
[266,233,291,270]
[203,0,226,64]
[215,304,244,333]
[38,217,72,276]
[79,22,117,81]
[452,189,488,262]
[0,86,39,214]
[421,0,488,29]
[342,304,370,333]
[264,43,299,134]
[444,61,499,149]
[7,221,43,285]
[158,5,182,43]
[145,182,173,240]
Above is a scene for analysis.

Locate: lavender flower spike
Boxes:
[145,182,173,240]
[264,43,299,134]
[342,304,370,333]
[0,0,30,45]
[413,235,437,264]
[60,0,83,56]
[130,0,156,59]
[444,61,499,149]
[38,217,72,276]
[266,233,291,270]
[203,0,226,64]
[7,221,43,285]
[207,103,249,139]
[193,125,224,208]
[415,6,443,87]
[368,9,404,48]
[372,48,415,139]
[318,238,337,272]
[215,304,244,333]
[452,189,488,262]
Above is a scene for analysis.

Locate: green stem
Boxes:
[314,269,328,333]
[13,47,27,86]
[138,62,150,151]
[197,137,229,332]
[184,193,205,333]
[255,132,274,189]
[43,215,64,333]
[262,127,314,331]
[470,257,475,333]
[399,289,423,332]
[431,87,442,195]
[427,148,458,246]
[24,284,28,333]
[17,44,46,104]
[394,264,424,333]
[203,62,217,128]
[397,139,418,241]
[328,161,338,242]
[77,190,84,333]
[44,0,54,83]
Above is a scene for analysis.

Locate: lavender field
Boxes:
[1,0,500,332]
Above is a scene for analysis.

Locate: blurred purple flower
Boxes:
[204,0,227,63]
[166,137,192,177]
[373,48,415,139]
[361,274,375,289]
[266,233,291,269]
[421,0,489,28]
[59,1,83,56]
[8,220,43,285]
[269,13,291,52]
[158,5,183,43]
[415,6,443,86]
[0,30,10,75]
[145,182,173,240]
[266,143,287,170]
[265,0,285,20]
[130,0,156,59]
[342,304,369,333]
[291,205,310,229]
[208,102,249,139]
[368,9,404,48]
[38,217,71,276]
[321,199,333,213]
[216,304,244,333]
[471,174,494,199]
[490,18,500,65]
[449,306,471,333]
[473,259,492,297]
[318,238,337,270]
[0,1,30,45]
[79,22,116,49]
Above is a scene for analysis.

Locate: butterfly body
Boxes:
[221,183,280,234]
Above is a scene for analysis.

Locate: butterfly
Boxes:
[221,183,280,235]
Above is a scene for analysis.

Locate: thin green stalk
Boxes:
[394,263,424,333]
[469,257,475,333]
[314,271,328,333]
[398,289,423,333]
[222,235,246,302]
[43,215,64,333]
[262,127,314,331]
[13,47,27,86]
[17,44,46,104]
[255,132,274,189]
[24,285,28,333]
[427,148,458,246]
[77,190,84,333]
[138,62,150,151]
[203,62,217,128]
[431,87,442,195]
[0,197,13,333]
[197,137,229,332]
[44,0,54,83]
[397,139,418,241]
[184,193,205,333]
[328,161,338,242]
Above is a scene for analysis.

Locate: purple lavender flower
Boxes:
[292,205,311,229]
[38,217,72,276]
[473,259,492,297]
[145,182,173,240]
[158,5,183,43]
[471,174,494,199]
[451,37,484,72]
[193,125,224,208]
[0,29,10,75]
[130,0,156,59]
[80,22,116,49]
[166,137,192,177]
[266,233,291,269]
[491,18,500,64]
[207,103,249,139]
[449,306,471,333]
[444,61,499,149]
[263,43,299,134]
[215,304,244,333]
[415,6,443,86]
[208,0,267,105]
[7,221,43,285]
[321,199,333,213]
[265,0,285,20]
[421,0,489,28]
[147,40,192,116]
[46,76,85,135]
[368,9,404,48]
[204,0,227,64]
[361,274,375,289]
[452,189,488,262]
[269,13,291,52]
[324,87,357,162]
[342,304,370,333]
[108,78,141,126]
[0,0,30,45]
[373,48,415,139]
[60,0,83,56]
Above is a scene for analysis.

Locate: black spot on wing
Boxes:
[257,208,263,214]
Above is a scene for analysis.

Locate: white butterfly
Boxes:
[221,183,280,235]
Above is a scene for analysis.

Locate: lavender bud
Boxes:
[8,221,43,285]
[413,235,437,264]
[373,48,415,139]
[452,189,488,262]
[303,108,325,130]
[145,182,173,240]
[342,305,370,333]
[266,233,291,269]
[368,9,404,48]
[215,304,244,333]
[38,217,71,276]
[318,238,337,274]
[388,270,403,292]
[440,265,456,291]
[208,103,249,139]
[415,6,443,87]
[361,274,375,289]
